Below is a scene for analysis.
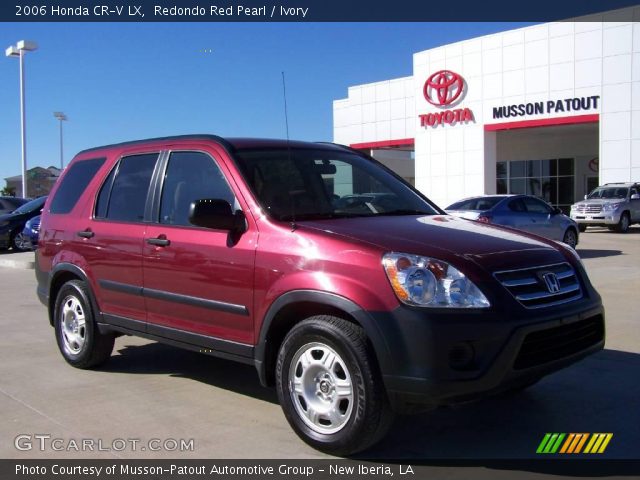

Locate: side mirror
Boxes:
[584,195,588,200]
[189,199,246,232]
[552,207,562,215]
[631,194,640,200]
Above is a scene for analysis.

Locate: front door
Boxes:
[142,150,257,348]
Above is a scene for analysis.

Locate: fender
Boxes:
[47,263,103,326]
[253,289,393,387]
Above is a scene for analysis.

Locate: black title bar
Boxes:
[2,0,640,22]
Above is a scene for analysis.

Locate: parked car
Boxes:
[36,136,604,455]
[0,196,46,251]
[445,194,580,249]
[21,215,41,250]
[570,182,640,233]
[0,196,29,215]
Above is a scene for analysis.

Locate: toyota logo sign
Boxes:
[423,70,465,107]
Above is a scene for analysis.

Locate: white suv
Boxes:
[570,182,640,233]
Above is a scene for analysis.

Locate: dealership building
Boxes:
[333,8,640,211]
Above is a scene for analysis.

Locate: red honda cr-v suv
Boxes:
[36,135,605,455]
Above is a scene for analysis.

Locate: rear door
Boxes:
[142,148,257,350]
[522,196,557,239]
[74,152,160,328]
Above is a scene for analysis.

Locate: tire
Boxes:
[578,224,587,233]
[12,231,30,252]
[616,212,630,233]
[562,228,578,249]
[54,280,115,369]
[276,315,393,456]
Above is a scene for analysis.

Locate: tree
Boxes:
[1,185,16,197]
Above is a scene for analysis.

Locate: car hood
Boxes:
[575,198,626,205]
[297,214,566,273]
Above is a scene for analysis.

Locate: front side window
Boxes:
[234,148,438,221]
[523,197,552,214]
[159,151,236,226]
[95,153,158,222]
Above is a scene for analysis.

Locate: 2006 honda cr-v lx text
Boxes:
[36,135,605,455]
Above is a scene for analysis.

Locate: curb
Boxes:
[0,253,35,270]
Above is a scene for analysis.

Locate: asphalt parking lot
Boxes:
[0,227,638,476]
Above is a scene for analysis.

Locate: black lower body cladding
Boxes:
[367,299,604,412]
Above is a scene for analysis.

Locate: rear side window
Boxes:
[49,157,105,214]
[95,153,158,223]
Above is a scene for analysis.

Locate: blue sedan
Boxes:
[21,214,41,250]
[445,194,579,248]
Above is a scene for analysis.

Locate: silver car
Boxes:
[446,194,579,248]
[570,182,640,233]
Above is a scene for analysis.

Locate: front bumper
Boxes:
[370,298,604,412]
[570,211,621,226]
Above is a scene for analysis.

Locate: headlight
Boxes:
[570,204,578,210]
[603,202,622,211]
[382,252,490,308]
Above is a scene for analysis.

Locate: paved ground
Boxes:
[0,227,638,477]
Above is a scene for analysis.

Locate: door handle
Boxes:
[147,236,170,247]
[77,230,94,239]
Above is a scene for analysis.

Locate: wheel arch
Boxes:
[48,263,101,327]
[254,290,391,388]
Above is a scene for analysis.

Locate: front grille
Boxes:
[494,263,582,309]
[514,316,604,370]
[575,204,602,214]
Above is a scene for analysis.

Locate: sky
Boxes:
[0,22,533,185]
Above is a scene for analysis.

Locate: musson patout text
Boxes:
[17,4,310,18]
[16,463,415,476]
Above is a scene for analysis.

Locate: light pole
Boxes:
[54,112,67,170]
[6,40,38,198]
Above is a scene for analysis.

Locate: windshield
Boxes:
[446,196,503,211]
[587,187,628,200]
[233,148,439,221]
[13,196,46,214]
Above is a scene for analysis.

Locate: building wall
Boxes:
[333,7,640,209]
[333,76,415,146]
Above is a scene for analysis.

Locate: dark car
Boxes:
[21,215,41,250]
[36,136,604,455]
[0,196,46,251]
[446,194,580,249]
[0,196,29,215]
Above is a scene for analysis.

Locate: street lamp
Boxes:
[6,40,38,198]
[54,112,67,170]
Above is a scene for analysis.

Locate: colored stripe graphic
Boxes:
[584,433,614,454]
[538,433,613,454]
[537,433,565,453]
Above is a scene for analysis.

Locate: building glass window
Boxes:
[497,158,574,214]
